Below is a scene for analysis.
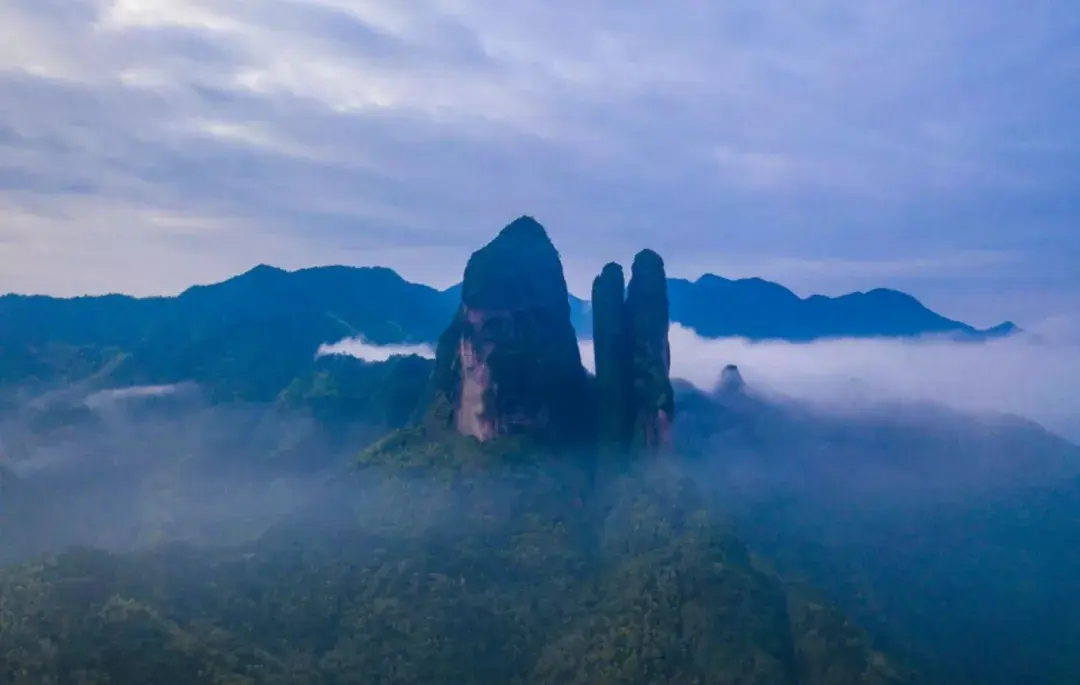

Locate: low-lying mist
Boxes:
[0,383,371,564]
[581,321,1080,443]
[324,321,1080,443]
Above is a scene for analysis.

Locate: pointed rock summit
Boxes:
[592,250,675,462]
[592,263,633,462]
[424,217,674,460]
[718,364,746,394]
[427,216,590,444]
[627,249,675,455]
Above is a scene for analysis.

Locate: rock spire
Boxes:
[592,249,675,461]
[427,216,591,445]
[592,263,634,463]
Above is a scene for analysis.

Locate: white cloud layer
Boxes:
[597,322,1080,442]
[317,337,435,362]
[331,317,1080,442]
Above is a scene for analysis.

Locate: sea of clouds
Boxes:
[325,317,1080,443]
[617,321,1080,442]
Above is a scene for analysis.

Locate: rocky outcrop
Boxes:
[591,250,675,461]
[427,216,591,445]
[592,263,634,463]
[426,217,672,459]
[718,364,746,394]
[626,250,675,456]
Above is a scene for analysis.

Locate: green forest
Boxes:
[0,428,906,685]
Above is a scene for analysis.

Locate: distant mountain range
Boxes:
[5,262,1017,342]
[663,275,1017,341]
[0,263,1017,401]
[443,270,1016,341]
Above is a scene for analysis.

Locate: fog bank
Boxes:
[320,319,1080,442]
[581,322,1080,442]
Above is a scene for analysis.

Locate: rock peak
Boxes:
[593,250,675,464]
[627,249,674,456]
[461,216,566,312]
[631,248,665,275]
[592,262,633,464]
[499,215,548,239]
[718,364,746,394]
[428,218,589,445]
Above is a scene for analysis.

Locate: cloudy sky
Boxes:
[1,0,1077,327]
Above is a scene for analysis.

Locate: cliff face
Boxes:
[592,263,634,464]
[428,216,590,445]
[425,218,673,459]
[592,250,675,461]
[626,249,675,456]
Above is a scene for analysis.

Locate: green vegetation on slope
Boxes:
[279,353,433,432]
[0,426,906,685]
[671,383,1080,685]
[0,265,455,402]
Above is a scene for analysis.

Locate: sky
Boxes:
[1,1,1078,327]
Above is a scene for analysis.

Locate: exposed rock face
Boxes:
[591,250,675,461]
[626,249,675,456]
[592,263,633,463]
[718,364,746,394]
[428,217,590,444]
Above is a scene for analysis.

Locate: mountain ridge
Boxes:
[0,256,1021,407]
[2,261,1018,341]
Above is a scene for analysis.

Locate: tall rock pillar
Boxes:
[591,249,675,462]
[426,216,591,447]
[591,263,633,463]
[626,249,675,456]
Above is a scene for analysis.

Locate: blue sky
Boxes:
[0,0,1077,327]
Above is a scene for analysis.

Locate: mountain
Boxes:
[672,376,1080,685]
[0,252,1016,403]
[0,218,908,685]
[425,216,593,445]
[0,264,457,401]
[662,275,1016,341]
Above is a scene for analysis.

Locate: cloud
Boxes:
[83,383,189,409]
[581,322,1080,442]
[317,337,435,362]
[0,0,1078,323]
